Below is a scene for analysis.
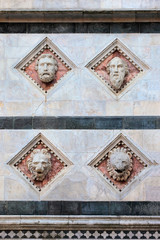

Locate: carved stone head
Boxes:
[27,149,52,181]
[107,57,128,90]
[35,54,58,83]
[107,147,133,181]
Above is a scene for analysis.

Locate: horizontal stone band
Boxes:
[0,116,159,129]
[0,201,160,215]
[0,10,160,24]
[0,215,160,230]
[1,22,160,33]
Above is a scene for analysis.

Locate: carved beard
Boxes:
[38,71,56,83]
[110,72,125,90]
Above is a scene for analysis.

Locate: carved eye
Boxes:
[42,162,47,165]
[118,64,123,68]
[122,160,127,164]
[33,162,39,165]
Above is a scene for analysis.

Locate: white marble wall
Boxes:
[0,129,160,201]
[0,0,159,10]
[0,34,160,116]
[0,33,160,201]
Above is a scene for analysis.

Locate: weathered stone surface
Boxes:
[0,130,157,200]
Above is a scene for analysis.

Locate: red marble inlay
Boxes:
[97,148,145,191]
[17,143,65,189]
[94,50,140,90]
[25,49,69,91]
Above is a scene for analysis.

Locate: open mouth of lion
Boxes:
[115,169,123,173]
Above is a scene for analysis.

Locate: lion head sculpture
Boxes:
[107,147,133,181]
[27,148,52,181]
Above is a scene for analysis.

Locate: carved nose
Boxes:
[44,64,48,70]
[116,162,123,170]
[36,163,43,172]
[114,66,118,72]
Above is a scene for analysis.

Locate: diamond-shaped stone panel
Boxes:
[25,49,70,92]
[88,133,156,197]
[96,140,145,191]
[86,38,149,99]
[15,37,76,95]
[8,133,73,193]
[16,142,65,190]
[94,50,140,93]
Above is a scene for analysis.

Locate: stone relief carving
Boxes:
[88,133,156,198]
[106,57,129,90]
[86,38,149,99]
[107,147,132,181]
[7,133,73,194]
[27,148,52,181]
[35,54,58,83]
[15,37,76,95]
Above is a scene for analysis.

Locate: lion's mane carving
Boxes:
[27,148,51,181]
[107,147,133,181]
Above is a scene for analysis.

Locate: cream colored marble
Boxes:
[0,130,157,200]
[4,177,39,200]
[134,101,160,115]
[0,176,4,200]
[0,0,160,10]
[106,101,134,116]
[0,34,159,116]
[143,131,160,152]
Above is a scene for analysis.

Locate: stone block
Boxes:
[109,202,132,215]
[65,117,95,129]
[13,117,32,129]
[134,102,160,115]
[123,117,156,129]
[95,117,123,129]
[0,117,13,129]
[33,117,66,129]
[28,23,75,33]
[81,202,109,215]
[142,131,160,151]
[47,201,62,214]
[0,200,6,214]
[6,201,35,215]
[0,176,4,200]
[110,23,139,33]
[140,23,160,33]
[61,201,80,215]
[87,23,110,33]
[132,202,160,215]
[106,101,134,116]
[4,178,38,200]
[35,201,48,215]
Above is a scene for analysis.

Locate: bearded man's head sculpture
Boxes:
[35,54,58,83]
[27,148,52,181]
[107,147,133,181]
[107,57,129,90]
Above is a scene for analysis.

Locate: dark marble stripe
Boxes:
[0,22,160,33]
[0,201,160,215]
[0,117,159,129]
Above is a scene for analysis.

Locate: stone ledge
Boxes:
[0,215,160,230]
[0,11,160,23]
